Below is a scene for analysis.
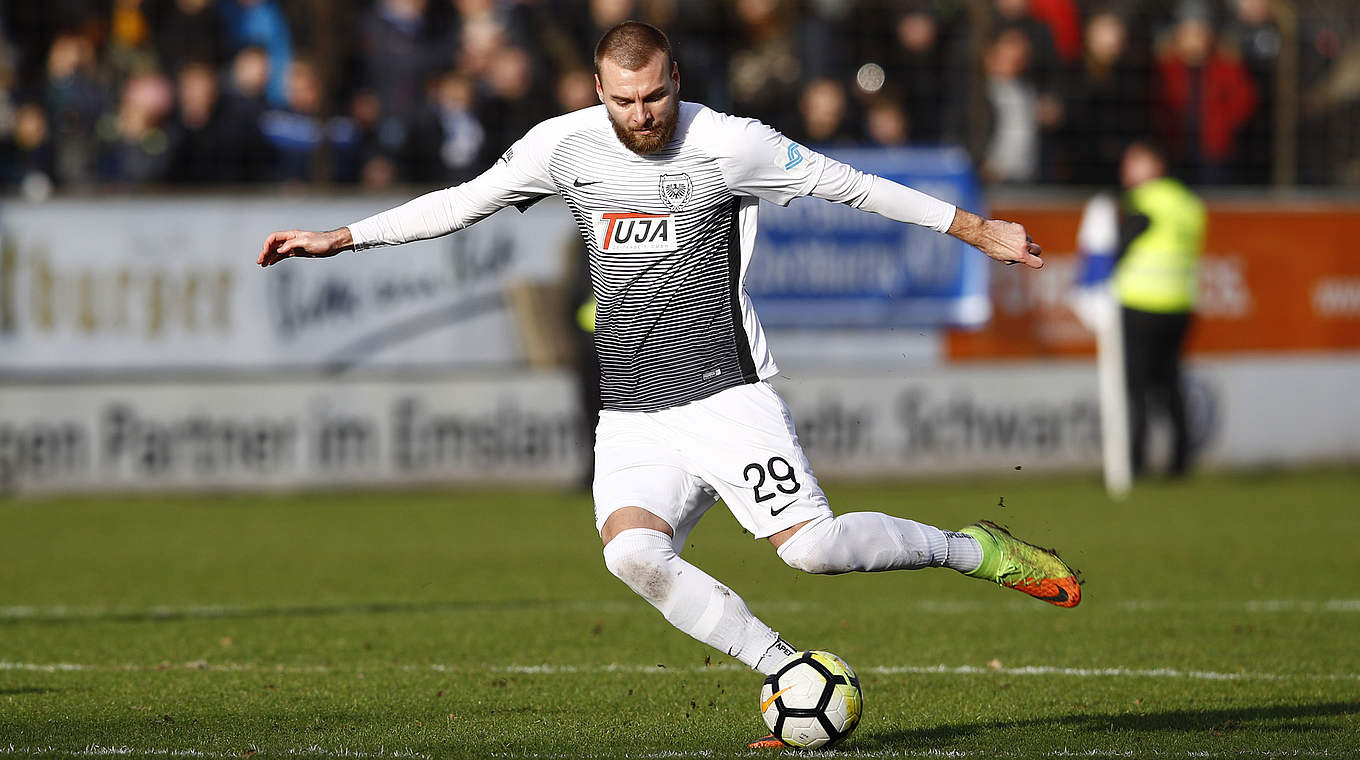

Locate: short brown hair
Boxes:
[594,21,672,74]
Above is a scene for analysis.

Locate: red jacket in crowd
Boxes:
[1155,51,1258,162]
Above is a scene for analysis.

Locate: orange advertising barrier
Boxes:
[947,202,1360,359]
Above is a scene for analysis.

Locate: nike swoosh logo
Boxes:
[1037,587,1069,604]
[770,499,798,517]
[761,686,793,713]
[573,178,602,187]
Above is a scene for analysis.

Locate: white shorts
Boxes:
[593,381,832,545]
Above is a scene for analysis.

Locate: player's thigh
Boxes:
[593,411,718,543]
[672,382,831,539]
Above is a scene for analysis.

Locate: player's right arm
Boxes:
[257,121,559,267]
[258,227,353,266]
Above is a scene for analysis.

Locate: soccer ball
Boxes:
[759,650,863,749]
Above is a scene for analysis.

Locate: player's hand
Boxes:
[948,211,1043,269]
[977,219,1043,269]
[257,228,352,267]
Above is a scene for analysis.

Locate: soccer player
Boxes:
[258,21,1081,746]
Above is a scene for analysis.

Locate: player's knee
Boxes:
[776,517,853,575]
[602,528,678,605]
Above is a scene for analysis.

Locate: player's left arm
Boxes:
[713,116,1042,269]
[812,161,1043,269]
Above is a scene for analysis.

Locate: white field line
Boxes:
[490,752,1346,759]
[0,746,431,760]
[0,749,1344,760]
[3,660,1358,682]
[2,599,1360,622]
[487,752,1345,759]
[0,750,1343,760]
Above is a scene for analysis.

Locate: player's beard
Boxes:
[610,99,679,155]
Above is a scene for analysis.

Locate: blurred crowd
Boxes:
[1,0,1358,197]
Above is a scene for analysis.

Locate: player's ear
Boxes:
[671,60,680,94]
[595,74,605,104]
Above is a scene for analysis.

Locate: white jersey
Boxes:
[349,102,956,412]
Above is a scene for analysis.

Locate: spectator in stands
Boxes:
[554,67,597,115]
[218,45,273,182]
[1225,0,1281,183]
[728,0,807,126]
[259,59,357,183]
[980,28,1039,183]
[993,0,1065,179]
[427,70,486,184]
[96,70,175,187]
[359,0,447,123]
[865,96,910,147]
[456,3,507,81]
[657,0,730,109]
[560,0,641,72]
[1027,0,1081,65]
[218,0,293,107]
[152,0,227,75]
[860,2,963,145]
[993,0,1062,93]
[1294,3,1357,184]
[453,0,536,51]
[167,61,226,183]
[338,88,398,188]
[478,45,545,160]
[1154,2,1257,184]
[4,103,55,199]
[107,0,158,84]
[1066,11,1150,185]
[45,31,105,189]
[792,77,858,146]
[0,38,16,143]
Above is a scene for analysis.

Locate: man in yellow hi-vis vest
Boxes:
[1115,140,1206,478]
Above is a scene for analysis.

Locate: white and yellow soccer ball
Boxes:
[759,650,863,749]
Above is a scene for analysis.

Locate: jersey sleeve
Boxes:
[711,115,826,207]
[813,159,956,233]
[348,121,559,249]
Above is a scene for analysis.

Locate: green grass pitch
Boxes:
[2,469,1358,758]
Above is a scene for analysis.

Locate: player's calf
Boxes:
[775,513,983,574]
[602,527,796,673]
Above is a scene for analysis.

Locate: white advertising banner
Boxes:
[0,196,580,372]
[2,356,1355,493]
[0,374,587,492]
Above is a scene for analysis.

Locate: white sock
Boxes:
[603,528,791,674]
[776,513,983,575]
[754,637,798,674]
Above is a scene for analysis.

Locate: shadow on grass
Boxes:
[858,699,1360,750]
[0,687,57,695]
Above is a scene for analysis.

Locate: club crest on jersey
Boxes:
[658,173,692,211]
[594,212,677,253]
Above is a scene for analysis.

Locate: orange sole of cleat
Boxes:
[1007,576,1081,607]
[748,735,786,749]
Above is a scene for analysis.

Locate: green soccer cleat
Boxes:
[961,520,1082,607]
